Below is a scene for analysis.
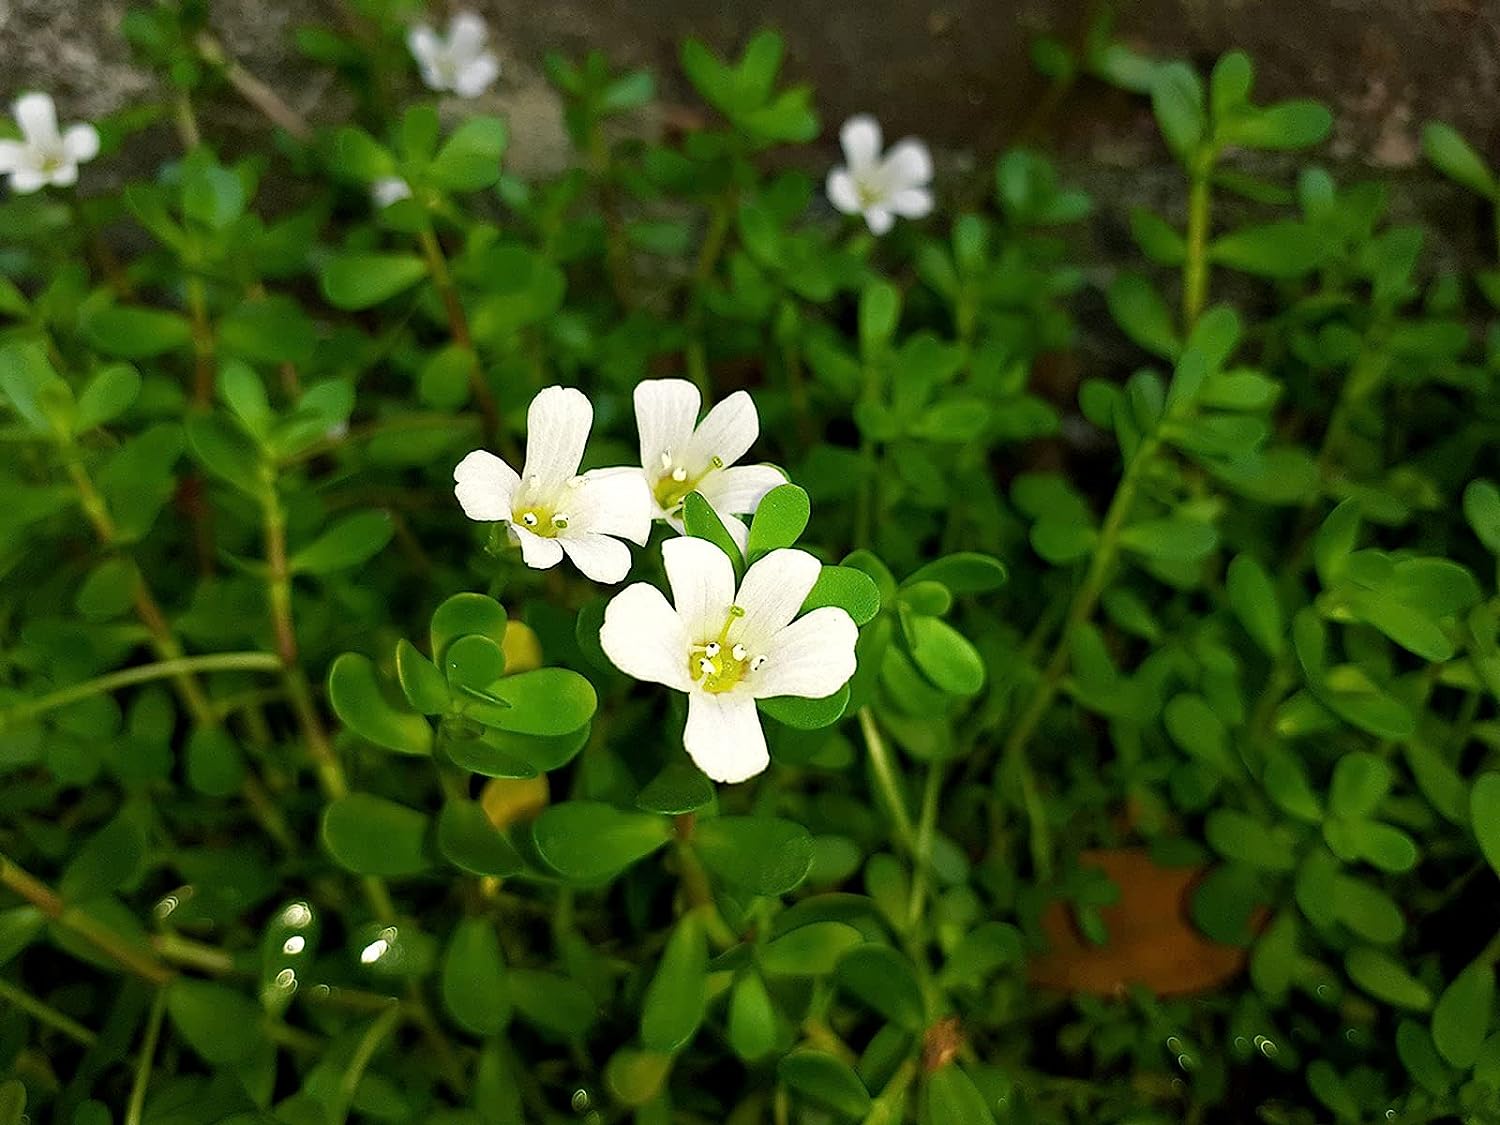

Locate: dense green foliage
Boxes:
[4,4,1500,1123]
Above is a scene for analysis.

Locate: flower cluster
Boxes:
[453,382,856,784]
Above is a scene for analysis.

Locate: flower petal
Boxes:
[453,54,500,98]
[47,162,78,188]
[634,378,700,473]
[600,582,691,690]
[826,168,860,215]
[662,535,736,641]
[7,168,46,194]
[731,548,821,651]
[560,532,633,583]
[454,450,519,521]
[723,512,749,554]
[887,186,933,220]
[14,93,59,148]
[864,206,895,236]
[684,691,769,784]
[839,114,882,171]
[447,11,489,59]
[882,139,933,189]
[62,124,99,164]
[521,385,591,490]
[749,607,859,700]
[697,464,786,516]
[566,466,653,545]
[406,24,440,64]
[0,140,23,174]
[513,525,565,570]
[683,390,758,472]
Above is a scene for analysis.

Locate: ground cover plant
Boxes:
[4,3,1500,1122]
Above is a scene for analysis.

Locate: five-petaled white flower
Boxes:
[600,536,858,784]
[825,114,933,236]
[0,93,100,195]
[632,379,786,550]
[454,386,652,583]
[371,177,412,208]
[407,12,501,99]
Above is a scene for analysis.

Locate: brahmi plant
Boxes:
[6,2,1500,1123]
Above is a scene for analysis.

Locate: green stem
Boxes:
[0,978,98,1047]
[853,360,883,548]
[416,226,504,452]
[684,195,733,393]
[2,653,280,726]
[906,763,944,929]
[587,123,634,310]
[859,709,917,851]
[124,988,168,1125]
[330,1004,403,1125]
[994,433,1164,880]
[1182,152,1214,328]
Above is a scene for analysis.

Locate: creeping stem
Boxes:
[417,226,505,452]
[1181,147,1215,327]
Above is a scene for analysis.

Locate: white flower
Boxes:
[0,93,100,195]
[407,12,501,99]
[633,379,786,550]
[454,386,652,583]
[371,177,412,208]
[600,537,858,784]
[825,114,933,235]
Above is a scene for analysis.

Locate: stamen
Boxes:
[671,466,688,482]
[552,513,570,530]
[728,605,745,618]
[710,455,724,469]
[660,450,673,468]
[698,657,716,677]
[750,655,768,671]
[703,642,720,657]
[521,512,539,527]
[731,643,747,661]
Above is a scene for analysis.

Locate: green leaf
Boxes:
[166,980,264,1065]
[430,117,509,191]
[396,639,449,714]
[320,253,428,310]
[61,813,146,901]
[1314,499,1362,586]
[331,126,395,181]
[1471,774,1500,879]
[905,615,985,696]
[682,492,744,577]
[1209,222,1323,277]
[921,1067,997,1125]
[328,653,434,755]
[803,565,882,625]
[75,365,141,432]
[186,726,246,798]
[445,635,507,691]
[430,593,508,661]
[1107,273,1179,358]
[76,557,139,622]
[441,917,510,1036]
[1423,122,1497,197]
[437,800,524,877]
[0,343,69,433]
[184,414,261,494]
[905,552,1007,595]
[1128,207,1186,265]
[1205,809,1297,871]
[508,968,598,1039]
[1433,962,1494,1070]
[1346,946,1434,1011]
[290,511,393,574]
[694,816,814,896]
[216,360,272,439]
[1163,694,1236,776]
[532,802,671,881]
[1464,480,1500,555]
[0,907,45,969]
[605,1047,672,1107]
[640,912,708,1053]
[759,921,865,977]
[760,684,850,730]
[1329,752,1391,818]
[778,1051,872,1118]
[464,667,597,736]
[1221,101,1332,150]
[1118,518,1218,563]
[1226,554,1283,656]
[1150,62,1206,158]
[1031,520,1096,564]
[321,793,431,876]
[745,484,810,558]
[858,280,901,357]
[1330,875,1404,944]
[78,304,192,358]
[727,972,778,1061]
[835,944,925,1031]
[636,761,716,815]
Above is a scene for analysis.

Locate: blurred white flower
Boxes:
[371,177,412,208]
[407,13,501,99]
[600,537,858,784]
[0,93,100,194]
[825,114,933,235]
[454,386,651,583]
[631,379,785,551]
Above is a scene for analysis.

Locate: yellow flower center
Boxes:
[514,505,570,538]
[653,453,724,513]
[687,606,768,694]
